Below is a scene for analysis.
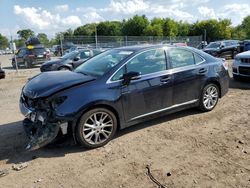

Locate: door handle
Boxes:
[198,68,207,75]
[160,76,171,83]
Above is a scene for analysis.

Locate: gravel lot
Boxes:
[0,54,250,187]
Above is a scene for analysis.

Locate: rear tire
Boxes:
[24,60,32,68]
[76,108,117,149]
[199,84,219,112]
[12,61,19,69]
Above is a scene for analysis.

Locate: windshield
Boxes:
[61,51,79,60]
[206,42,221,48]
[75,49,134,77]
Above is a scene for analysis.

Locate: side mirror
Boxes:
[220,45,225,49]
[122,71,141,85]
[74,57,80,61]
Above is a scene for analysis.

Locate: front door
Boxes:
[120,48,173,122]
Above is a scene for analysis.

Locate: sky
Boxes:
[0,0,250,38]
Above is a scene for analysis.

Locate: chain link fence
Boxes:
[62,35,203,49]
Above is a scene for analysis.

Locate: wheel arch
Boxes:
[204,79,222,98]
[73,103,121,134]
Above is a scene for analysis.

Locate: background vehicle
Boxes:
[232,51,250,80]
[12,45,50,68]
[0,63,5,79]
[40,49,103,72]
[20,45,229,150]
[239,40,250,52]
[54,42,76,56]
[203,40,240,58]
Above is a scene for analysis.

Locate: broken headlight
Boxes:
[51,96,67,109]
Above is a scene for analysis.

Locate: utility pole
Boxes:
[11,35,18,73]
[204,29,207,42]
[95,24,98,49]
[60,34,63,56]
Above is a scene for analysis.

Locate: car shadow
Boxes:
[229,77,250,89]
[0,108,201,165]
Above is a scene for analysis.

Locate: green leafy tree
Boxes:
[37,33,49,46]
[162,18,178,37]
[144,24,163,36]
[0,33,9,49]
[13,39,25,48]
[177,21,191,36]
[17,29,35,40]
[231,26,246,40]
[73,24,97,36]
[122,15,149,36]
[241,15,250,38]
[63,29,74,37]
[97,21,122,36]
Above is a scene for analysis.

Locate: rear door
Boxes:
[168,47,207,105]
[115,48,173,121]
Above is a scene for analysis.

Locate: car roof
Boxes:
[114,44,179,52]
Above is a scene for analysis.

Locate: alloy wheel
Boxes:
[82,112,114,145]
[203,85,218,110]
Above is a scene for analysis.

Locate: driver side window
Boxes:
[126,49,166,75]
[111,49,166,81]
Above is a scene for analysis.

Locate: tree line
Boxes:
[1,14,250,49]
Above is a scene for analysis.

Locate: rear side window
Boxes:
[168,48,195,68]
[194,53,204,64]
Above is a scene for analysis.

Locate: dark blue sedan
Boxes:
[19,45,229,150]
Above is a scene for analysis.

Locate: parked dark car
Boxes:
[40,49,103,72]
[54,42,76,56]
[20,45,229,150]
[12,46,50,68]
[232,50,250,80]
[0,67,5,79]
[203,40,240,59]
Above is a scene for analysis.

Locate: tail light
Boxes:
[221,59,228,70]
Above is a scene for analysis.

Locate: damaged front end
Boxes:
[20,94,68,150]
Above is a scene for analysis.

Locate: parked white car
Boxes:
[232,51,250,79]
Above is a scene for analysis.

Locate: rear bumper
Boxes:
[220,72,230,97]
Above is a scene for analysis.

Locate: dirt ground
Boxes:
[0,54,250,188]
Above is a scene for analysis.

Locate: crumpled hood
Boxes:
[23,71,95,99]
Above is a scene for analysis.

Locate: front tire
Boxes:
[199,84,219,112]
[76,108,117,149]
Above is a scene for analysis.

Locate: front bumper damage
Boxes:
[20,96,68,150]
[23,119,61,150]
